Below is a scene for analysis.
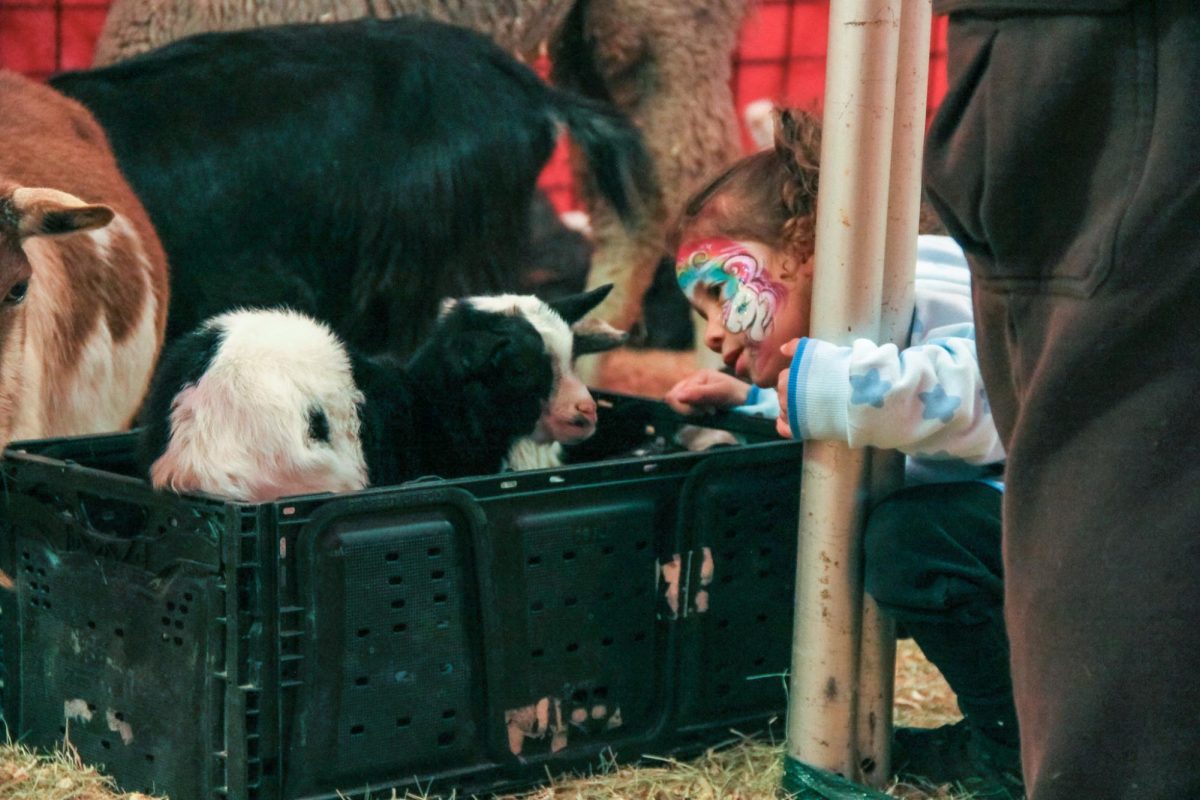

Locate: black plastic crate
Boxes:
[0,393,802,800]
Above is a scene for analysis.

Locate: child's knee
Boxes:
[862,483,1000,616]
[862,493,939,609]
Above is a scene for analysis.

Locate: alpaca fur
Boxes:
[52,17,655,358]
[89,0,750,376]
[0,70,168,451]
[139,287,625,502]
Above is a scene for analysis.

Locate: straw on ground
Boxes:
[0,640,982,800]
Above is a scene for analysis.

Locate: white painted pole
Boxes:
[784,0,902,786]
[855,0,933,787]
[879,0,931,352]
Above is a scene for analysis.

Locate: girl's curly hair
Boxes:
[670,107,822,264]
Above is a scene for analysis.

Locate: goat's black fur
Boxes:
[51,18,655,356]
[352,304,554,484]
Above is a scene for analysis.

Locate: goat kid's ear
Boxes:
[10,187,114,239]
[548,283,613,324]
[572,317,627,357]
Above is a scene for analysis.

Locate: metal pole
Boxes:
[855,0,932,787]
[784,0,902,786]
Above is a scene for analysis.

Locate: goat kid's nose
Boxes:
[574,399,598,424]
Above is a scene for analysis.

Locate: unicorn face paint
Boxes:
[676,237,811,388]
[675,238,788,344]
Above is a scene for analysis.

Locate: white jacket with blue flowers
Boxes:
[742,235,1005,487]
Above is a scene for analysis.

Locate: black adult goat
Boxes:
[51,17,655,356]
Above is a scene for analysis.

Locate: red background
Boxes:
[0,0,948,212]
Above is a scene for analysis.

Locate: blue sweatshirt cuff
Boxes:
[787,338,852,441]
[787,338,811,437]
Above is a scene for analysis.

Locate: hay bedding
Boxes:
[0,351,982,799]
[0,642,978,800]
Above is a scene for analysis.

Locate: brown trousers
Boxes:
[923,1,1200,798]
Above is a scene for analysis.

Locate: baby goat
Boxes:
[137,286,624,502]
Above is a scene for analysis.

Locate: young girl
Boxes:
[665,109,1021,798]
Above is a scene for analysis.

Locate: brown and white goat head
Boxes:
[0,185,113,446]
[0,179,166,450]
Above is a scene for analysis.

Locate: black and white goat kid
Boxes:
[137,287,625,502]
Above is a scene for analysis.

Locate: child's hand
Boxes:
[775,339,800,438]
[665,369,751,415]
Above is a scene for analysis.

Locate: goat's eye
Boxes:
[4,280,28,306]
[306,406,331,444]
